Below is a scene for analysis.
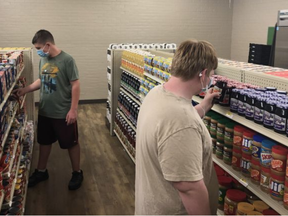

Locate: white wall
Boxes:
[0,0,233,101]
[231,0,288,62]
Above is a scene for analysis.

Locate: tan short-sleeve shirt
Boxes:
[135,85,218,215]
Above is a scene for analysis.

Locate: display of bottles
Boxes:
[122,50,147,67]
[121,71,141,94]
[115,112,136,160]
[118,91,140,126]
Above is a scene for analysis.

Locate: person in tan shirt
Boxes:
[135,39,220,215]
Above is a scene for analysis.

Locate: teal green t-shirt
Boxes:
[38,51,79,119]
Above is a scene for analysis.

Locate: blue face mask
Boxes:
[37,44,50,57]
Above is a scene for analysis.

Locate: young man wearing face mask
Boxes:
[15,30,83,190]
[135,39,220,215]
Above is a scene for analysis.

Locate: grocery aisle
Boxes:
[25,104,135,215]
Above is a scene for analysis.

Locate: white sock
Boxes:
[38,169,46,172]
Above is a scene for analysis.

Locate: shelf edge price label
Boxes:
[225,111,234,119]
[239,178,249,187]
[107,54,111,62]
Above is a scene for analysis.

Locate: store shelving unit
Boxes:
[0,48,35,214]
[120,87,141,106]
[9,145,23,207]
[213,154,288,215]
[1,104,19,149]
[106,49,124,135]
[107,48,175,136]
[144,72,165,84]
[0,64,26,158]
[120,67,143,80]
[21,166,30,215]
[0,65,25,112]
[117,108,136,131]
[201,60,288,215]
[217,209,224,216]
[192,96,288,146]
[113,50,174,164]
[121,84,143,103]
[0,195,4,213]
[6,139,20,179]
[109,49,288,214]
[0,49,35,122]
[114,129,135,163]
[20,95,27,109]
[21,121,33,215]
[0,119,26,210]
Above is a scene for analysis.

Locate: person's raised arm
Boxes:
[14,78,41,96]
[195,88,219,118]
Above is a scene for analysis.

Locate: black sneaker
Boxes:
[28,169,49,187]
[68,170,83,190]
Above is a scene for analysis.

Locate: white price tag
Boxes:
[107,54,111,62]
[225,111,234,119]
[239,178,249,187]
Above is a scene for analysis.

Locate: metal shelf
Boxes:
[192,96,288,147]
[121,84,145,103]
[212,154,287,215]
[120,67,143,80]
[20,95,26,109]
[8,145,23,207]
[120,87,141,106]
[217,209,224,216]
[1,103,19,150]
[116,108,136,131]
[114,130,135,164]
[21,163,30,215]
[144,72,165,84]
[6,139,19,179]
[0,65,25,112]
[0,190,5,212]
[22,123,33,215]
[107,96,111,102]
[5,118,25,179]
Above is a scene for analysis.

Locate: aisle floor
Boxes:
[25,104,135,215]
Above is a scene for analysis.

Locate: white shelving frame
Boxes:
[0,65,25,111]
[192,96,288,147]
[114,129,135,164]
[107,48,175,136]
[120,66,143,80]
[0,49,35,213]
[213,154,288,215]
[117,108,136,131]
[144,72,165,84]
[21,119,33,215]
[111,52,288,214]
[120,87,141,106]
[9,145,23,207]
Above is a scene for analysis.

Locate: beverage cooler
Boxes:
[273,10,288,69]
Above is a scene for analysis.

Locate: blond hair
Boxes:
[171,39,218,81]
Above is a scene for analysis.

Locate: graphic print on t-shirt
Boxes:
[40,63,59,94]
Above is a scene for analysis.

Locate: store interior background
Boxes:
[1,0,288,102]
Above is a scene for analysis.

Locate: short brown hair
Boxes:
[32,29,55,45]
[171,39,218,81]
